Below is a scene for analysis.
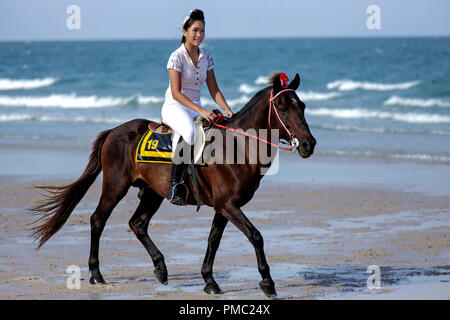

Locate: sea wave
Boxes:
[299,91,340,101]
[0,77,59,90]
[313,124,450,136]
[0,93,163,108]
[326,79,420,91]
[254,76,268,85]
[307,107,450,124]
[319,149,450,163]
[0,112,158,124]
[314,124,396,134]
[201,95,251,109]
[0,114,33,122]
[135,94,164,105]
[239,83,260,94]
[384,95,450,108]
[238,84,340,101]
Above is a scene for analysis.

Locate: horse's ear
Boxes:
[288,73,300,90]
[272,74,282,94]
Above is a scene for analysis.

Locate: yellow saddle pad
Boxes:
[136,129,174,163]
[136,128,210,165]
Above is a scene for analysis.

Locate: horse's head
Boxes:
[269,72,316,158]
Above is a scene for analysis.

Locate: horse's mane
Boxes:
[226,87,268,122]
[268,72,282,86]
[223,72,281,125]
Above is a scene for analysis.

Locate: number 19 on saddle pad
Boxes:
[136,129,174,164]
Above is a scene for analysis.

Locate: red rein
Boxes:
[211,104,294,152]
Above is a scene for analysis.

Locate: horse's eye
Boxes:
[279,106,288,113]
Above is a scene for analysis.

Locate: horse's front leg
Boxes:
[201,212,228,294]
[221,202,276,298]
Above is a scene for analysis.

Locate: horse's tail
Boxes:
[30,129,111,248]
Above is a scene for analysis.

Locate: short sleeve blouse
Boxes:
[164,44,214,103]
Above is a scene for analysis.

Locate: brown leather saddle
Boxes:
[148,120,173,134]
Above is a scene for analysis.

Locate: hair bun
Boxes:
[190,9,204,21]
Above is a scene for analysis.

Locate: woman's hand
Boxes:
[224,107,233,118]
[199,108,217,123]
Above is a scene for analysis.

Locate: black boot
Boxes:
[166,137,189,205]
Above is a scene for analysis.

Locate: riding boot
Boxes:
[166,136,189,205]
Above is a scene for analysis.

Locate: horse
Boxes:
[30,72,316,298]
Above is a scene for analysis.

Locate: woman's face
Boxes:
[183,20,205,47]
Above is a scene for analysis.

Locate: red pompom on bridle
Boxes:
[280,73,289,88]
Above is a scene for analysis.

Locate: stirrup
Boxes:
[167,182,189,205]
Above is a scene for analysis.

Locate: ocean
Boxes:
[0,37,449,165]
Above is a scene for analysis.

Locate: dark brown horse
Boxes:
[30,72,316,298]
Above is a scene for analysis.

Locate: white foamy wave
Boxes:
[254,76,268,85]
[0,77,59,90]
[317,124,450,136]
[0,94,134,108]
[391,153,450,162]
[0,93,166,108]
[384,95,450,108]
[238,83,260,94]
[201,95,250,109]
[317,124,388,134]
[430,130,450,136]
[0,112,158,124]
[308,108,450,124]
[326,79,420,91]
[320,149,450,163]
[136,94,164,105]
[298,90,340,101]
[40,115,125,124]
[0,114,33,122]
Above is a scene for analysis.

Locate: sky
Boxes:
[0,0,449,41]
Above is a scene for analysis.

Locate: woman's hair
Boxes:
[181,9,205,43]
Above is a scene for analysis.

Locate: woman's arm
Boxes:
[169,68,216,122]
[206,69,233,117]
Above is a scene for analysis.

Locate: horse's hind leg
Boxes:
[89,179,130,284]
[201,212,228,294]
[221,203,277,298]
[128,187,167,284]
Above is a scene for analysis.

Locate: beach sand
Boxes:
[0,167,449,300]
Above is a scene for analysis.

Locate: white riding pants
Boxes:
[161,100,201,145]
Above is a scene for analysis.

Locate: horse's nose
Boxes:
[301,137,316,151]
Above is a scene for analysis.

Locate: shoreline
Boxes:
[2,146,449,199]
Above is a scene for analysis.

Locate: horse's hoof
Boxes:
[89,275,106,285]
[204,283,222,295]
[259,280,277,299]
[154,268,168,285]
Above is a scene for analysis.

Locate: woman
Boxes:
[161,9,233,205]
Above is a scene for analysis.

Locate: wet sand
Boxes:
[0,173,449,300]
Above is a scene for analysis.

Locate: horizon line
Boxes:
[0,34,449,43]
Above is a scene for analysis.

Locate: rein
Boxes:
[211,88,299,152]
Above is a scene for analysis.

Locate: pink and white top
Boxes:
[164,43,215,103]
